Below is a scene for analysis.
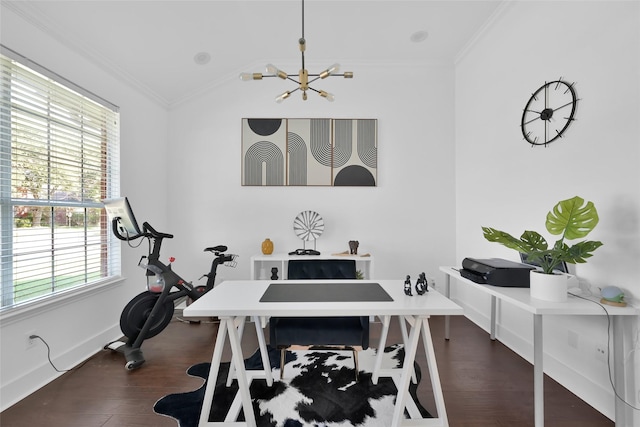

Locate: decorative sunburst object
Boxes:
[293,211,324,246]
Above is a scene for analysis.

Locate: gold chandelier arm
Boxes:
[307,75,322,85]
[286,75,301,84]
[239,72,263,81]
[305,86,334,102]
[307,71,353,82]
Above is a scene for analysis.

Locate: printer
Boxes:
[460,258,535,287]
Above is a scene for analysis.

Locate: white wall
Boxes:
[165,60,457,284]
[0,7,170,411]
[3,0,638,422]
[455,1,640,421]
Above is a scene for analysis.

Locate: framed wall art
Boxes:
[241,118,377,186]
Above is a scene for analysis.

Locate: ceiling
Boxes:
[3,1,504,108]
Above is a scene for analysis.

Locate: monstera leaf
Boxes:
[546,196,599,240]
[482,196,603,274]
[482,228,548,253]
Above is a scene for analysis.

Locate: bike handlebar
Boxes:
[143,222,174,240]
[110,219,174,242]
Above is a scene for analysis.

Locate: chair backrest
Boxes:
[287,259,357,280]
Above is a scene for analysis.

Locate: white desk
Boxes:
[183,279,463,427]
[440,266,638,427]
[250,253,374,279]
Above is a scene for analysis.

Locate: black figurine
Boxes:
[271,267,279,280]
[421,272,430,292]
[416,272,428,295]
[404,275,412,296]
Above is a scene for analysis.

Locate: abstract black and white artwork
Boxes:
[242,118,377,186]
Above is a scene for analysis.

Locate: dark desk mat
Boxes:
[260,282,394,303]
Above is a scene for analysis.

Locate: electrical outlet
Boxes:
[595,343,607,363]
[26,331,38,350]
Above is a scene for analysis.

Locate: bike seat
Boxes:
[204,245,227,253]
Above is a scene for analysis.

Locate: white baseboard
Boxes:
[0,324,122,412]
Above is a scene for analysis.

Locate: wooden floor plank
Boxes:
[0,315,613,427]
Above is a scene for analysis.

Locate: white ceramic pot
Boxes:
[530,270,568,302]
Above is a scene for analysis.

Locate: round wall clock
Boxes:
[293,210,324,242]
[521,80,578,146]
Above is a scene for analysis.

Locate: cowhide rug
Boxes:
[154,344,430,427]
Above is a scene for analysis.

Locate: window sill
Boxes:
[0,276,125,326]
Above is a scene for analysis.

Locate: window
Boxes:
[0,47,121,311]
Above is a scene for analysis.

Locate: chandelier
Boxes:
[239,0,353,103]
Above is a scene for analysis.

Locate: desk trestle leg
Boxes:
[392,316,449,427]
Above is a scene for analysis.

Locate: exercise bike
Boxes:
[104,198,237,370]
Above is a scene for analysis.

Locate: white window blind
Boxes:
[0,47,121,311]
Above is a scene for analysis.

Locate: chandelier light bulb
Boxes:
[266,64,287,79]
[265,63,278,74]
[320,63,340,79]
[276,91,291,103]
[319,91,335,102]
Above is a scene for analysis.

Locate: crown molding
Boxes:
[455,0,514,65]
[3,1,170,109]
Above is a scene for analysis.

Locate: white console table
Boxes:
[251,253,374,280]
[440,266,638,427]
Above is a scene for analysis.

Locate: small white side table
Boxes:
[251,253,374,280]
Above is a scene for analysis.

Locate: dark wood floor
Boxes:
[1,314,613,427]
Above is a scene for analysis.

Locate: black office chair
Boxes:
[268,259,369,380]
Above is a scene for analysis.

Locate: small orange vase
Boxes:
[261,238,274,255]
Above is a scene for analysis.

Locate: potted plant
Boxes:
[482,196,603,301]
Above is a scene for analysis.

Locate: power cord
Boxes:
[30,335,89,373]
[568,292,640,411]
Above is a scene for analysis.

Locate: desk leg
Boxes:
[613,316,628,426]
[253,316,273,387]
[392,315,423,426]
[198,318,228,426]
[225,317,273,388]
[533,314,544,427]
[392,316,449,427]
[490,295,497,341]
[444,274,451,340]
[226,318,246,387]
[372,315,391,385]
[225,316,257,427]
[398,316,418,384]
[421,317,449,426]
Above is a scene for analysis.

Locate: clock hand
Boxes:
[523,116,541,126]
[544,116,548,143]
[545,84,549,110]
[551,101,574,111]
